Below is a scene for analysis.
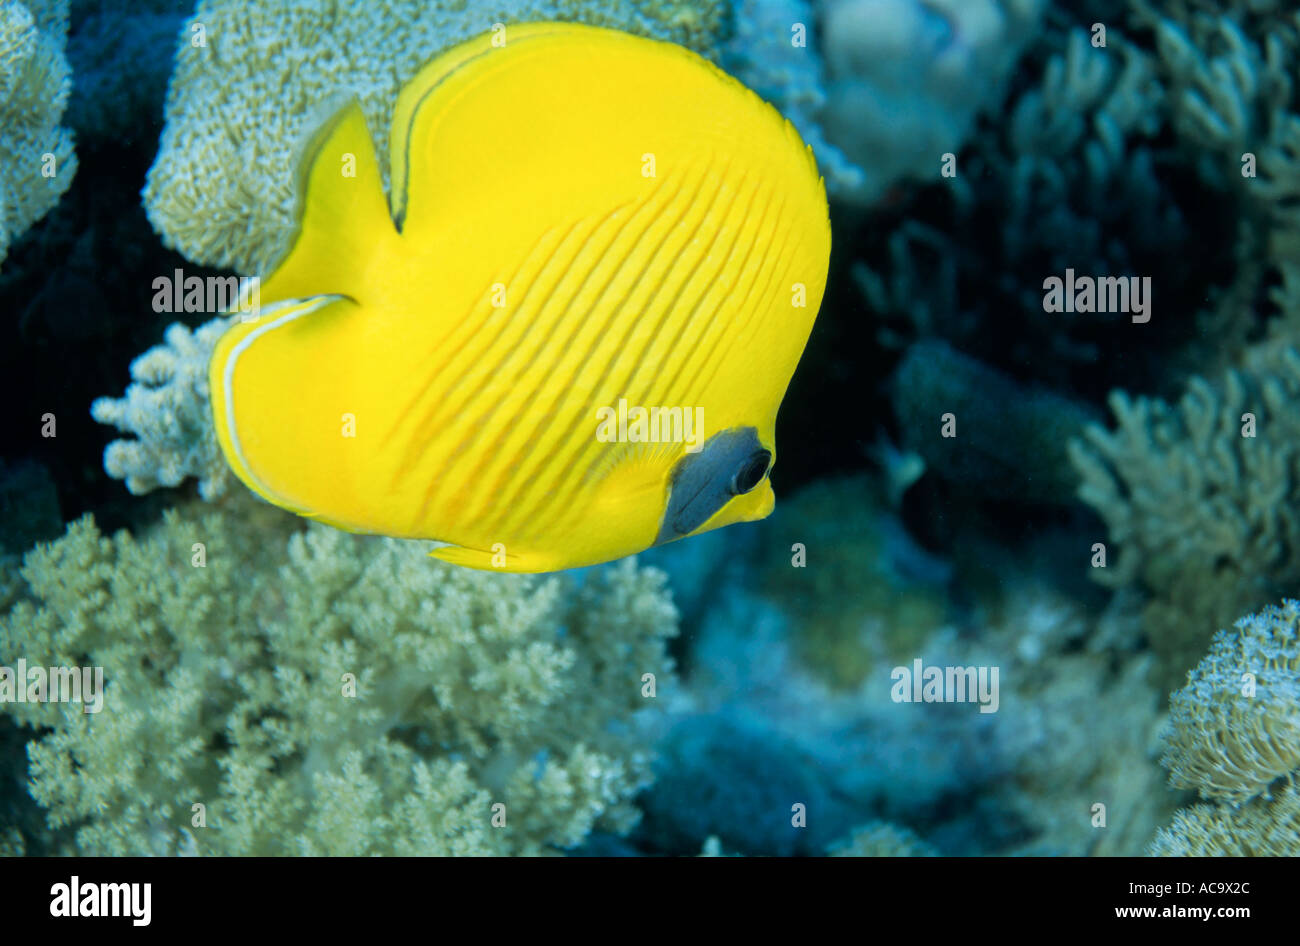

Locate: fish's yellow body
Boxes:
[209,23,830,572]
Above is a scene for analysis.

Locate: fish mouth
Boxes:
[654,426,767,545]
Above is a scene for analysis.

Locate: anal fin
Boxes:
[429,543,523,572]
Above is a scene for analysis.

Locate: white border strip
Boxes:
[222,295,345,500]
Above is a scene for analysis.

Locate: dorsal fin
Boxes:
[258,99,396,304]
[388,23,570,231]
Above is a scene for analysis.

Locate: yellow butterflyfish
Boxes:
[209,22,830,573]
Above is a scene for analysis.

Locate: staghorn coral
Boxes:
[827,821,938,856]
[1150,599,1300,856]
[1068,345,1300,688]
[0,494,677,855]
[142,0,732,275]
[0,0,76,269]
[90,317,232,500]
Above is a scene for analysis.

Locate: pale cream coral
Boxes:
[0,0,75,268]
[1150,599,1300,856]
[1150,783,1300,856]
[142,0,731,275]
[1160,599,1300,806]
[90,317,233,500]
[2,495,678,855]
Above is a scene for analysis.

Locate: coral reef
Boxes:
[1068,345,1300,688]
[1132,0,1300,373]
[91,317,232,500]
[13,0,1300,863]
[142,0,733,275]
[722,0,863,196]
[636,711,854,856]
[850,10,1223,404]
[1160,599,1300,805]
[755,472,951,689]
[816,0,1046,206]
[648,472,1171,856]
[0,826,23,856]
[0,494,677,855]
[1150,783,1300,856]
[990,612,1170,857]
[0,0,76,269]
[827,821,938,856]
[1151,599,1300,856]
[994,25,1179,348]
[891,340,1101,505]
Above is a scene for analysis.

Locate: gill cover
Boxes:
[655,428,772,544]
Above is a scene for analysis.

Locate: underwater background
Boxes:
[2,0,1299,856]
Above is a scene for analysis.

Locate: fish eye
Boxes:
[730,450,772,495]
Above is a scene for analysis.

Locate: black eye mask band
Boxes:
[653,426,770,546]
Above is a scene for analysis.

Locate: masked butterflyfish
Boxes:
[209,22,830,573]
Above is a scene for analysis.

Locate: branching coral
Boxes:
[142,0,733,275]
[1150,599,1300,856]
[827,821,938,856]
[0,0,76,269]
[0,495,678,855]
[1068,346,1300,687]
[1134,0,1295,185]
[852,16,1211,399]
[998,25,1174,320]
[1133,0,1300,364]
[90,317,231,500]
